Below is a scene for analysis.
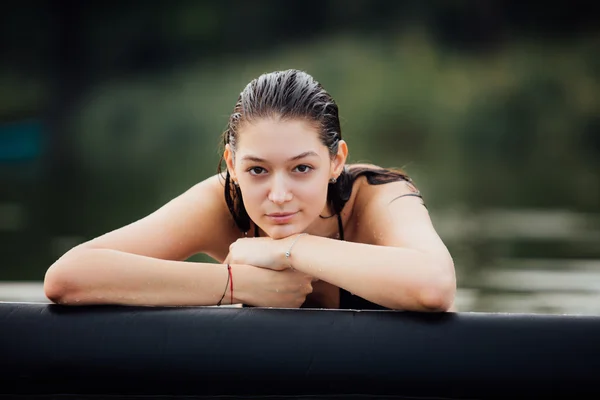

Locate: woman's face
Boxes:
[225,118,346,239]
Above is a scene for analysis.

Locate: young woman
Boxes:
[44,69,456,311]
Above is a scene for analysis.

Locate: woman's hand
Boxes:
[226,236,293,271]
[224,235,318,308]
[233,264,316,308]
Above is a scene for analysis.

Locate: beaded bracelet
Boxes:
[285,233,307,270]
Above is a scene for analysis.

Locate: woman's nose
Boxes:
[268,176,293,204]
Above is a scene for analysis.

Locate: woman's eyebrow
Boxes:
[240,151,319,163]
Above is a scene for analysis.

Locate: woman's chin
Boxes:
[263,224,305,239]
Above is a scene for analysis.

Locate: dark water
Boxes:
[435,208,600,314]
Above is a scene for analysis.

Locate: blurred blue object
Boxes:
[0,118,43,162]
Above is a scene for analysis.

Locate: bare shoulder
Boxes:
[73,173,240,262]
[349,171,450,259]
[353,171,425,216]
[346,164,425,223]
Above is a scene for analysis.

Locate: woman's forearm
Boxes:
[282,235,455,311]
[44,248,237,307]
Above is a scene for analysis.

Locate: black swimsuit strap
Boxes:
[337,213,344,241]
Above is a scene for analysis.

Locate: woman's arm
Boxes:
[44,175,314,308]
[44,175,235,305]
[45,249,314,308]
[45,249,236,306]
[277,234,454,311]
[284,181,455,311]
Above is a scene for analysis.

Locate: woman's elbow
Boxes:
[418,262,456,312]
[43,250,86,304]
[44,267,68,304]
[44,264,76,304]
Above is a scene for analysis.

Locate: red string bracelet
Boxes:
[227,264,233,305]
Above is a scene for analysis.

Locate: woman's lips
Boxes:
[266,212,297,224]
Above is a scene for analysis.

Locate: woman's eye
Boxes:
[248,167,266,175]
[294,165,312,173]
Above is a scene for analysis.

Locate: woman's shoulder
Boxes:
[345,164,428,244]
[76,173,240,262]
[177,173,229,217]
[151,172,245,258]
[187,173,241,233]
[346,162,417,192]
[346,163,413,185]
[347,163,424,217]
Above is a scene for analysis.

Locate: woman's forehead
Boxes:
[236,118,324,151]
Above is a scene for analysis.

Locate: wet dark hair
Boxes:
[218,69,416,233]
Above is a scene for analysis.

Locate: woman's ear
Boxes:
[224,144,237,182]
[332,140,348,178]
